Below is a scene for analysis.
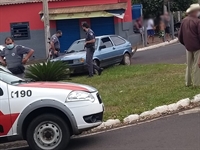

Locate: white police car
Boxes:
[0,45,4,51]
[0,67,104,150]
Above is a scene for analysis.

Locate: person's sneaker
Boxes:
[98,68,103,75]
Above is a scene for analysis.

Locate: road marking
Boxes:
[178,107,200,115]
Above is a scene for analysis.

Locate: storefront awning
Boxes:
[39,2,127,20]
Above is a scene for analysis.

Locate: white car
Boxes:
[0,45,4,51]
[0,67,104,150]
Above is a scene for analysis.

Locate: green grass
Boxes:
[70,64,200,121]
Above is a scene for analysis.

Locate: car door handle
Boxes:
[113,47,115,50]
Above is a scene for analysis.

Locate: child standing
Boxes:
[159,20,165,42]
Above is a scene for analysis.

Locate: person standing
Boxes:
[146,16,155,44]
[50,30,62,59]
[0,37,34,78]
[163,12,171,42]
[178,4,200,87]
[159,20,165,42]
[81,22,103,78]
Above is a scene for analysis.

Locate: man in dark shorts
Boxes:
[0,37,34,78]
[146,17,155,44]
[50,30,62,58]
[81,22,103,78]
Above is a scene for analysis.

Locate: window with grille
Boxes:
[10,22,30,40]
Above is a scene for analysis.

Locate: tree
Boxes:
[170,0,198,12]
[131,0,198,18]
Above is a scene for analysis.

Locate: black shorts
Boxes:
[165,27,170,34]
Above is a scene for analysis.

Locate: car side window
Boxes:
[110,36,126,46]
[100,37,113,48]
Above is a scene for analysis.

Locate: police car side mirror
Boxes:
[99,45,106,50]
[0,88,3,96]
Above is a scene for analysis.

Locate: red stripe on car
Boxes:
[18,82,89,91]
[0,111,19,136]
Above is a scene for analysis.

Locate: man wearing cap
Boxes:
[82,22,103,78]
[178,3,200,87]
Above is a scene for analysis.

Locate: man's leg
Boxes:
[86,48,94,77]
[193,50,200,86]
[185,50,193,86]
[15,73,25,79]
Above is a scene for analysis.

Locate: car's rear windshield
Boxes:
[67,39,99,53]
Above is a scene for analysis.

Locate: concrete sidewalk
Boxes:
[132,37,178,52]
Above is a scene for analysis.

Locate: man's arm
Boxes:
[178,24,184,45]
[17,46,34,64]
[197,21,200,43]
[50,36,58,52]
[0,49,6,66]
[50,41,56,51]
[86,32,95,44]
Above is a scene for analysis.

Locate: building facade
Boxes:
[0,0,141,60]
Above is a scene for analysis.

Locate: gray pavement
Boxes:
[11,112,200,150]
[132,43,186,64]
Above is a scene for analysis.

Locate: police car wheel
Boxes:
[26,113,70,150]
[122,53,131,66]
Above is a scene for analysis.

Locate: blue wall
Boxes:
[132,4,142,20]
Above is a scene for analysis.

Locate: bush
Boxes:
[25,61,70,81]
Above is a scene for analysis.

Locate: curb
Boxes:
[83,93,200,134]
[132,38,179,52]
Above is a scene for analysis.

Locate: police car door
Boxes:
[0,79,13,137]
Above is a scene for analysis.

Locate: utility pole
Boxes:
[42,0,51,59]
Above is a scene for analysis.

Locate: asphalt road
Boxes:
[132,43,186,64]
[11,111,200,150]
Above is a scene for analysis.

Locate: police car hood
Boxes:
[18,82,97,92]
[52,51,86,61]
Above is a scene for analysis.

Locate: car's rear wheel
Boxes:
[26,114,70,150]
[122,53,131,65]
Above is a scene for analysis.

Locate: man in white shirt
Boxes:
[146,17,155,44]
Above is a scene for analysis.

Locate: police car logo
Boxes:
[11,53,15,56]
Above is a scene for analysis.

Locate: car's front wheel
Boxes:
[122,53,131,65]
[26,114,70,150]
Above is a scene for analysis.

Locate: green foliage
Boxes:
[131,0,198,18]
[170,0,198,11]
[25,61,70,81]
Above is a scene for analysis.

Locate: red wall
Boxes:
[114,0,132,24]
[0,0,132,32]
[0,3,44,32]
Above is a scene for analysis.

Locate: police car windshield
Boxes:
[0,71,26,85]
[67,39,98,53]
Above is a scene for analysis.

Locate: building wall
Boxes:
[0,3,56,60]
[0,0,141,60]
[114,0,141,46]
